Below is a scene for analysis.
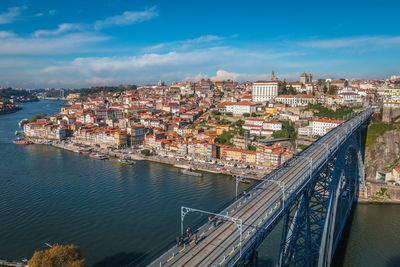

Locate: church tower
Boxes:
[271,70,277,81]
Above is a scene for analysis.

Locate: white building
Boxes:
[286,82,303,91]
[275,94,315,107]
[244,118,264,126]
[298,125,313,136]
[383,87,400,107]
[226,101,257,115]
[312,119,345,136]
[262,121,282,131]
[252,81,281,103]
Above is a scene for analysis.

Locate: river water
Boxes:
[0,100,399,266]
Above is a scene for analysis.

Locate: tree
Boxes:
[29,244,85,267]
[141,149,150,156]
[287,85,297,95]
[243,113,250,117]
[327,85,338,95]
[248,145,256,151]
[278,82,287,95]
[29,113,47,122]
[216,131,233,145]
[226,112,233,116]
[233,119,244,128]
[251,112,257,117]
[211,110,220,117]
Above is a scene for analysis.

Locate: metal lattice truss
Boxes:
[278,134,363,267]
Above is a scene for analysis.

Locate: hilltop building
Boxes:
[300,72,312,85]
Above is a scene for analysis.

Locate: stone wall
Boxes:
[365,182,400,201]
[382,107,400,122]
[364,129,400,180]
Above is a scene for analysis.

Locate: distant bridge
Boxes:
[149,108,372,267]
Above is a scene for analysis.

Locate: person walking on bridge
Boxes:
[186,227,191,238]
[193,233,198,244]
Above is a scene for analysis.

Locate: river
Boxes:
[0,100,399,266]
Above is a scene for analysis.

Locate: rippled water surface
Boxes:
[1,100,400,266]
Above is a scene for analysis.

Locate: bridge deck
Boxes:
[149,109,372,267]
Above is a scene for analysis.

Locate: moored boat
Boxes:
[181,168,202,177]
[89,153,109,160]
[119,159,134,165]
[13,138,31,145]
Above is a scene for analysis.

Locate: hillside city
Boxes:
[13,71,400,179]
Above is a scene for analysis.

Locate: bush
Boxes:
[243,113,250,117]
[216,131,233,145]
[141,149,151,156]
[29,244,85,267]
[211,110,221,117]
[226,112,233,116]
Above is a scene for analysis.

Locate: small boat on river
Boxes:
[181,168,202,177]
[119,159,134,165]
[90,153,109,160]
[13,138,31,145]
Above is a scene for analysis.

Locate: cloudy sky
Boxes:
[0,0,399,88]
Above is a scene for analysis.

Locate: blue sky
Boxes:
[0,0,399,88]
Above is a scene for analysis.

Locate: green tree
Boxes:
[211,110,221,117]
[287,85,297,95]
[243,113,250,117]
[141,149,151,156]
[216,131,233,145]
[248,145,257,151]
[278,82,287,95]
[233,119,244,128]
[272,121,297,144]
[226,112,233,116]
[327,85,338,95]
[251,112,257,117]
[29,244,85,267]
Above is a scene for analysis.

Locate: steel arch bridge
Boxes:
[149,108,372,267]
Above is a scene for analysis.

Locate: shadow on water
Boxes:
[92,251,147,267]
[387,255,400,267]
[331,203,358,267]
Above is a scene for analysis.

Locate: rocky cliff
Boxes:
[364,128,400,180]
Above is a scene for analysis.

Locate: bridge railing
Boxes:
[148,108,373,267]
[220,108,373,266]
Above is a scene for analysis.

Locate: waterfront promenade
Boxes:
[48,140,268,180]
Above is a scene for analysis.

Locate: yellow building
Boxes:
[216,125,229,135]
[67,93,81,99]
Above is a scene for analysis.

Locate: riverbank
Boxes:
[0,106,22,116]
[27,139,266,180]
[356,182,400,203]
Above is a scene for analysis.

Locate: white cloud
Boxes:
[144,34,226,52]
[211,70,266,81]
[84,77,116,85]
[0,33,109,55]
[300,36,400,50]
[33,23,87,37]
[0,6,26,24]
[35,45,307,87]
[49,10,56,16]
[0,31,16,38]
[94,6,158,30]
[34,13,44,17]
